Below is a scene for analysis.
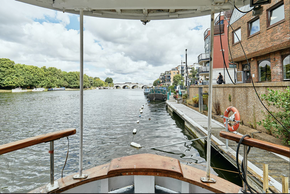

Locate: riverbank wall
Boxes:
[188,82,289,134]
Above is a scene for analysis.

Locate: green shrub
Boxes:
[182,93,188,99]
[258,87,290,145]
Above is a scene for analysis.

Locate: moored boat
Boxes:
[32,88,45,92]
[47,87,65,91]
[147,87,167,101]
[143,87,151,96]
[12,87,27,93]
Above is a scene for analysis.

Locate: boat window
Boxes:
[233,28,241,44]
[283,55,290,80]
[248,18,260,36]
[259,60,271,82]
[268,3,284,26]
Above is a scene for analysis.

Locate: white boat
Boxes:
[1,0,288,193]
[12,87,27,93]
[32,88,45,92]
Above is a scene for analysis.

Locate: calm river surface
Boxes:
[0,89,240,193]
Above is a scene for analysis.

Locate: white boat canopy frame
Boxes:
[17,0,249,20]
[16,0,251,188]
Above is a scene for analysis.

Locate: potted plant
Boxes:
[192,95,199,107]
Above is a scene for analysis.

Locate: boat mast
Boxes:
[201,5,216,183]
[74,8,87,179]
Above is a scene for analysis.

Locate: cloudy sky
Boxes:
[0,0,210,85]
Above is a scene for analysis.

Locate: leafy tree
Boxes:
[105,77,113,83]
[153,78,160,86]
[258,88,290,145]
[173,74,183,86]
[188,67,198,84]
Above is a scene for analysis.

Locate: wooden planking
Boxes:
[220,131,290,157]
[29,153,240,193]
[0,128,76,155]
[107,153,183,178]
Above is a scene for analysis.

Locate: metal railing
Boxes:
[198,66,210,73]
[198,53,210,63]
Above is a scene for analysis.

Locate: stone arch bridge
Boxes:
[114,82,152,89]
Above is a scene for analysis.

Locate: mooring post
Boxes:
[243,145,248,192]
[199,87,203,112]
[263,163,269,193]
[282,176,289,193]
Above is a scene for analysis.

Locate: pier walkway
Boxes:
[166,97,289,193]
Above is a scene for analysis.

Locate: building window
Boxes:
[233,28,241,44]
[259,60,271,82]
[283,55,290,80]
[248,18,260,36]
[268,3,284,27]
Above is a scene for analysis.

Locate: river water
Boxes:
[0,89,240,193]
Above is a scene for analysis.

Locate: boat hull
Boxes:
[147,93,167,101]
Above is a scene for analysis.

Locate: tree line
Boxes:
[0,58,113,89]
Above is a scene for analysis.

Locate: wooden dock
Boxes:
[166,97,289,193]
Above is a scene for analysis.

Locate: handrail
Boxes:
[220,131,290,157]
[0,128,76,155]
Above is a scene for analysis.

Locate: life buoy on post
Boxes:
[223,106,240,132]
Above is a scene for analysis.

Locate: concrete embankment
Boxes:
[166,97,289,193]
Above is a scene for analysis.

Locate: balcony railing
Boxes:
[204,28,210,39]
[198,66,210,73]
[198,53,210,63]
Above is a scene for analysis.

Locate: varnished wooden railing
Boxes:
[0,128,76,155]
[220,131,290,157]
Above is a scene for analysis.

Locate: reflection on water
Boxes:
[0,90,239,192]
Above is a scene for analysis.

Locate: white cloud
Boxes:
[0,0,210,84]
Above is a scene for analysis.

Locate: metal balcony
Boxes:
[198,53,210,64]
[198,66,210,74]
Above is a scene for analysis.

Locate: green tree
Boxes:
[258,88,290,145]
[188,67,198,84]
[153,78,160,86]
[105,77,113,83]
[173,74,182,86]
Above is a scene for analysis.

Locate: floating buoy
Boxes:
[130,142,141,148]
[149,118,151,120]
[133,128,137,134]
[137,120,139,123]
[140,110,143,114]
[139,115,141,117]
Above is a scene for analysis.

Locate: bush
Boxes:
[192,95,199,104]
[213,101,221,115]
[258,87,290,145]
[182,93,188,99]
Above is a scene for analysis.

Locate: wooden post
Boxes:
[263,163,269,193]
[199,87,203,112]
[282,176,289,193]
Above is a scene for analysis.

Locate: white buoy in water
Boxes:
[137,120,139,123]
[130,142,141,148]
[140,110,143,114]
[133,128,137,134]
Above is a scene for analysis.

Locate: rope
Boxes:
[61,137,69,178]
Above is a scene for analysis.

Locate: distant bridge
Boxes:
[114,82,152,89]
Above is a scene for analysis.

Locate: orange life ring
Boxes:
[223,106,240,132]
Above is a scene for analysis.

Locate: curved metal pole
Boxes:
[201,6,216,183]
[74,8,87,180]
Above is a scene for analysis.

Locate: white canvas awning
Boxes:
[17,0,250,20]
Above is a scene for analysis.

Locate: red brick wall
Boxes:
[229,0,290,82]
[229,0,290,61]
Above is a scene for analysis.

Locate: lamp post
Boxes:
[185,49,189,94]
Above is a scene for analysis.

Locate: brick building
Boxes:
[228,0,290,83]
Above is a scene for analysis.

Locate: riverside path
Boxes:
[166,96,289,193]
